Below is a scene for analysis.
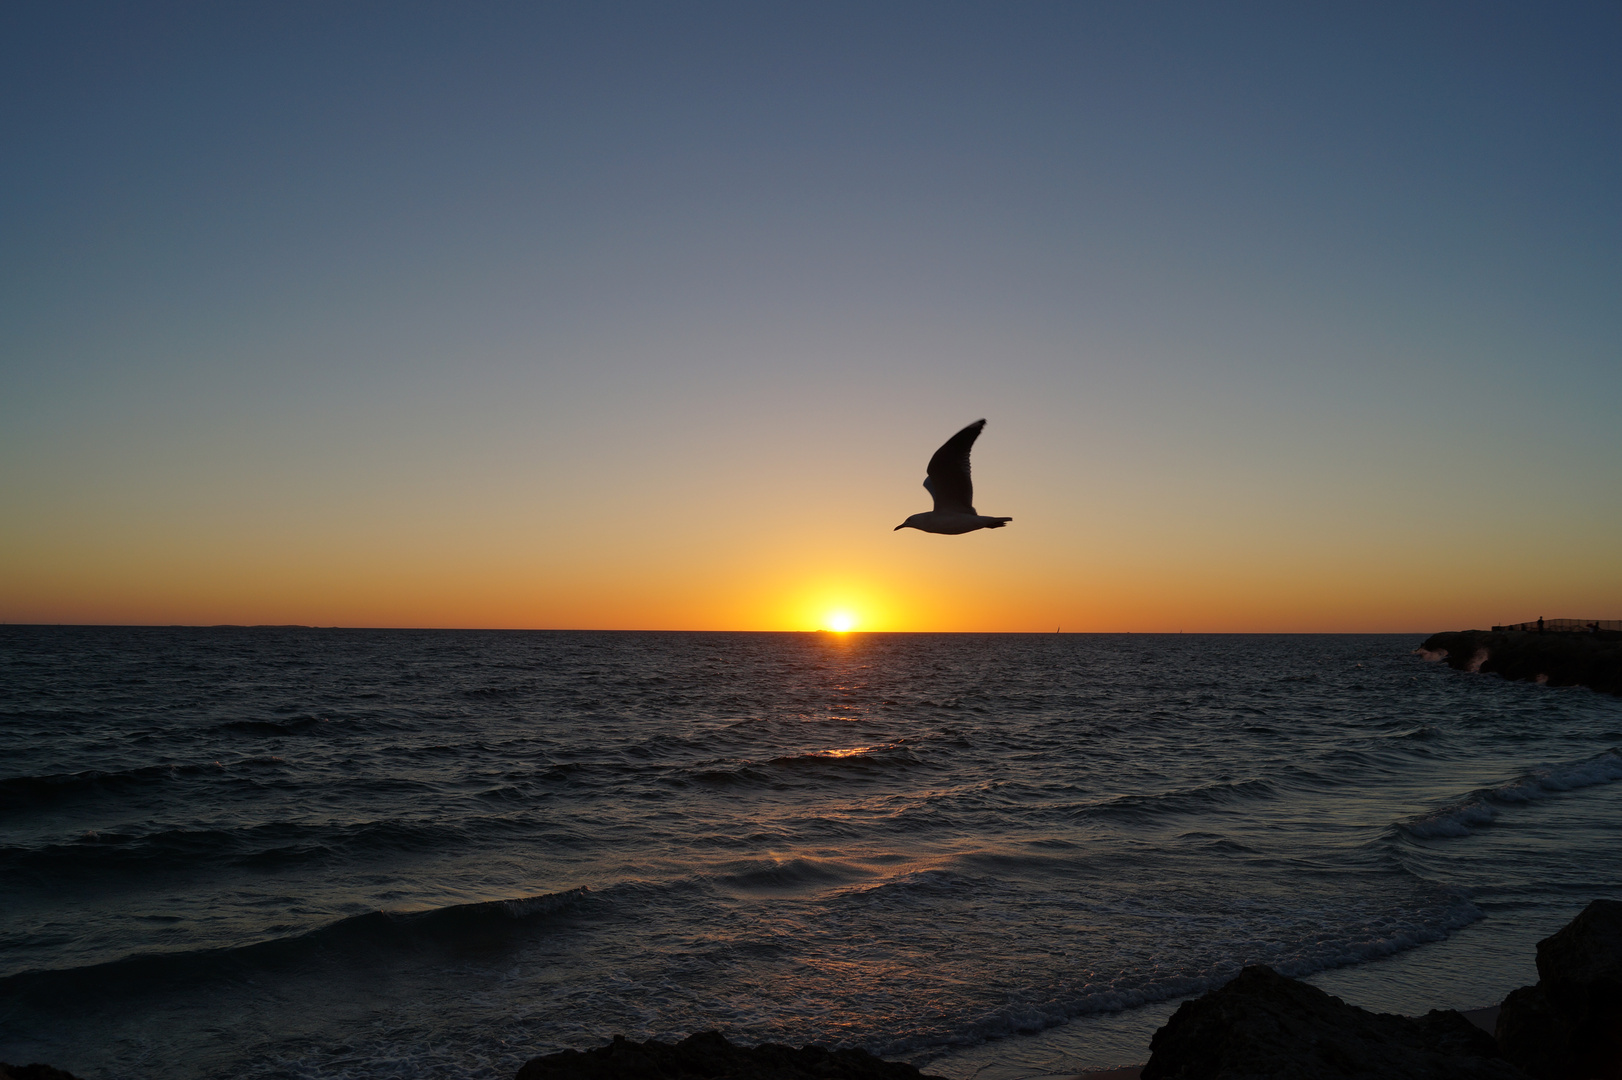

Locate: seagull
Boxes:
[894,419,1013,534]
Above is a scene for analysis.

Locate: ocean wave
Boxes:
[884,890,1483,1057]
[1074,777,1278,822]
[707,857,874,892]
[1381,725,1440,741]
[0,887,593,1008]
[672,743,928,787]
[835,868,994,906]
[1174,831,1258,853]
[0,818,471,876]
[463,685,533,699]
[211,715,331,736]
[1397,748,1622,839]
[0,761,229,810]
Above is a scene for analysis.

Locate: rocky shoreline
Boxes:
[1138,965,1519,1079]
[511,902,1622,1080]
[7,902,1618,1080]
[1136,901,1621,1078]
[1418,629,1622,696]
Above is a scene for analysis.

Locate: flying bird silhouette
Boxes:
[894,419,1013,534]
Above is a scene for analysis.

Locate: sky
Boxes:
[2,1,1618,632]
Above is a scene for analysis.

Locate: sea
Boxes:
[2,628,1620,1080]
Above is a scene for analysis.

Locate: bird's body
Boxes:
[895,419,1012,535]
[895,510,1009,534]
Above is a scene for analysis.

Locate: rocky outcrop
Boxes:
[1496,899,1622,1079]
[0,1065,82,1080]
[514,1030,945,1080]
[1139,965,1526,1079]
[1418,630,1622,696]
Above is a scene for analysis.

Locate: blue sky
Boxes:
[3,2,1618,629]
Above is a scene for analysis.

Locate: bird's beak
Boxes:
[893,524,905,530]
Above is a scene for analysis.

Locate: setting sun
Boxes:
[825,611,858,632]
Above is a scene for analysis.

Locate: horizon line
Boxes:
[0,622,1449,635]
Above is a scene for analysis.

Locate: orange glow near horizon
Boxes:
[2,496,1616,632]
[3,537,1613,633]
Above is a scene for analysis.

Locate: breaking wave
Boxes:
[1397,748,1622,839]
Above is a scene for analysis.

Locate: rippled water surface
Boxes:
[2,628,1619,1078]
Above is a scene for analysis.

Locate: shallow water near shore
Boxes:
[2,628,1620,1078]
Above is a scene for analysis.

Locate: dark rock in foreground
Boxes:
[515,1031,946,1080]
[1418,630,1622,696]
[1140,965,1527,1079]
[0,1065,82,1080]
[1497,898,1622,1079]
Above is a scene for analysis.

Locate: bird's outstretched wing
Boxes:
[923,419,985,514]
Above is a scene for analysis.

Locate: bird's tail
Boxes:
[984,517,1013,529]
